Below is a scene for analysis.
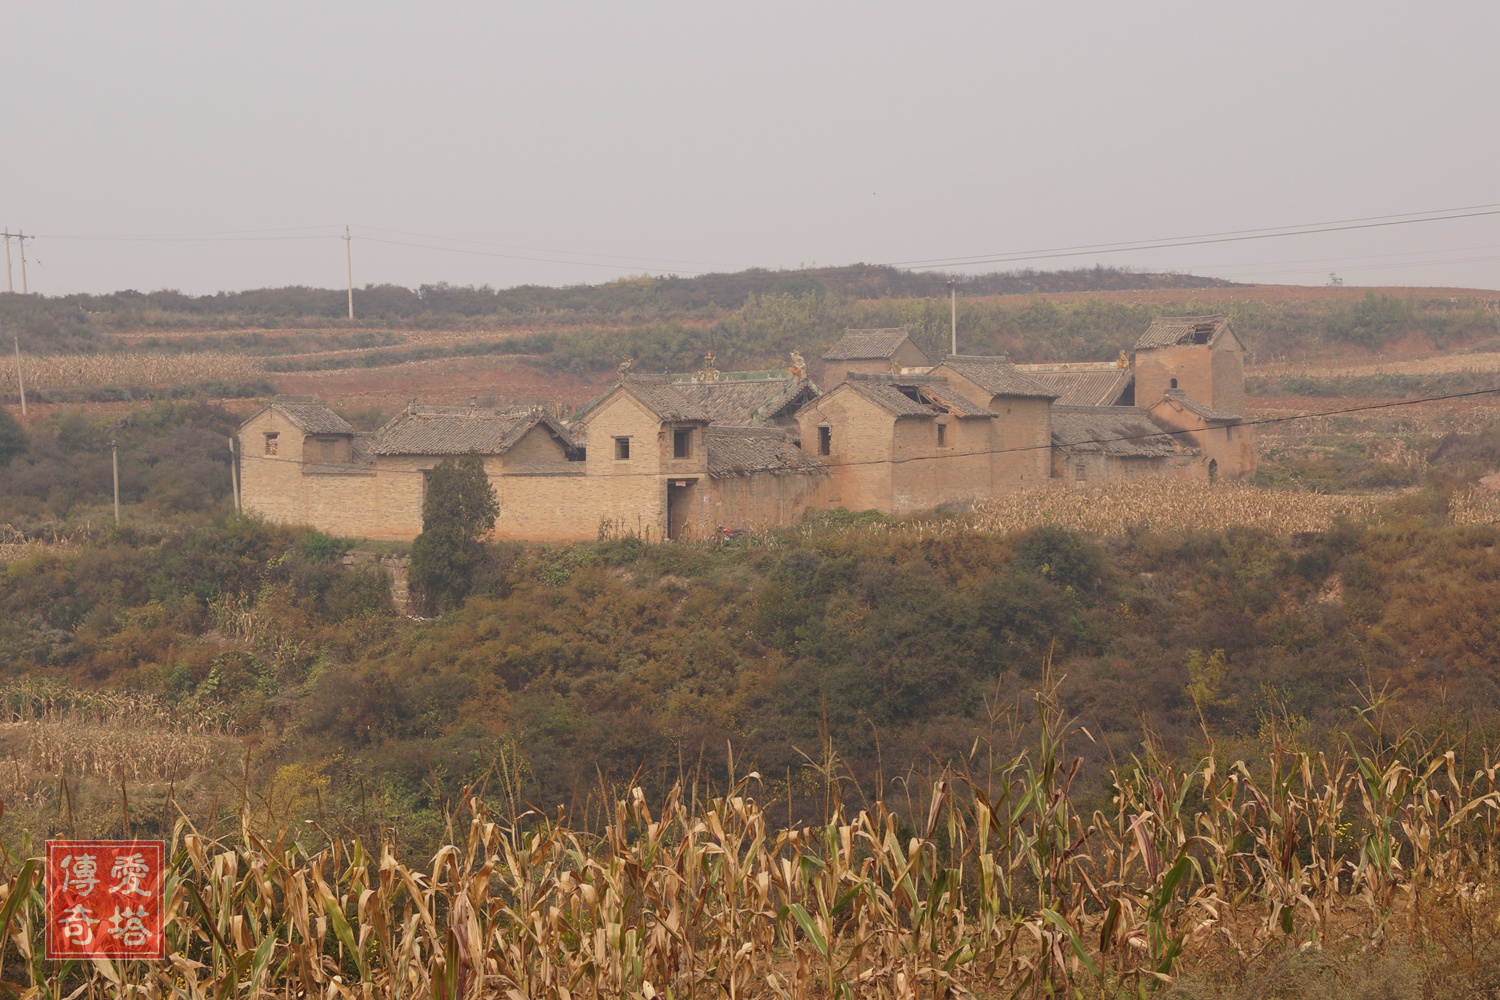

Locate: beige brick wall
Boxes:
[1135,344,1214,409]
[889,416,994,513]
[1051,450,1200,484]
[796,390,894,512]
[915,366,1056,496]
[1134,340,1245,414]
[1211,342,1247,415]
[1146,400,1257,481]
[988,397,1053,492]
[708,472,827,534]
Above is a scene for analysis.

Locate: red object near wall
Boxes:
[45,840,165,960]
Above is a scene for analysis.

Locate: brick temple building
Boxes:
[237,315,1254,541]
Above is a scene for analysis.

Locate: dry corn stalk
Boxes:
[0,690,1493,998]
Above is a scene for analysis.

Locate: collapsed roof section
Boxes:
[841,373,996,418]
[1134,314,1237,350]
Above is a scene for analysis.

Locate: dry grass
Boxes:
[0,525,95,564]
[0,682,1494,998]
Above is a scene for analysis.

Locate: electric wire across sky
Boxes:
[13,199,1500,288]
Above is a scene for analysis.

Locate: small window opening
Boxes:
[1169,377,1178,389]
[936,423,947,447]
[818,426,831,456]
[264,432,279,456]
[614,437,631,461]
[673,428,692,459]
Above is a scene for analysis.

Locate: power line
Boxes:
[893,207,1500,273]
[889,202,1500,269]
[21,198,1500,284]
[36,226,343,241]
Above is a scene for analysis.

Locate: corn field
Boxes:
[0,353,260,393]
[0,685,1496,998]
[1449,485,1500,526]
[967,482,1384,537]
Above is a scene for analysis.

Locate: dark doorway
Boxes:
[667,479,699,540]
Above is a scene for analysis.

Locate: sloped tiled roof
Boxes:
[842,374,996,418]
[620,375,711,421]
[822,328,917,361]
[1135,314,1234,350]
[265,395,354,435]
[1050,406,1195,458]
[1015,363,1133,406]
[670,377,819,426]
[370,405,570,456]
[1160,389,1243,422]
[706,427,827,478]
[573,375,712,427]
[938,356,1058,399]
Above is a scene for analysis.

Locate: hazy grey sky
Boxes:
[7,2,1500,295]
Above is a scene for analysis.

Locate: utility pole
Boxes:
[948,278,957,355]
[112,441,121,526]
[228,436,241,512]
[3,230,12,293]
[17,231,28,294]
[13,336,25,417]
[344,225,354,320]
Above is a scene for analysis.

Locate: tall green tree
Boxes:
[409,451,498,613]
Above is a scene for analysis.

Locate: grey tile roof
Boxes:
[618,375,712,421]
[822,328,915,361]
[938,356,1059,400]
[1016,365,1133,406]
[1050,406,1195,458]
[670,377,819,426]
[1135,314,1233,350]
[841,375,996,418]
[369,405,570,456]
[268,395,354,435]
[706,427,827,478]
[1161,389,1243,422]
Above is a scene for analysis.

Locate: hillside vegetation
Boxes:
[4,270,1498,405]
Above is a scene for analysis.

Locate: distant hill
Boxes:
[0,265,1230,344]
